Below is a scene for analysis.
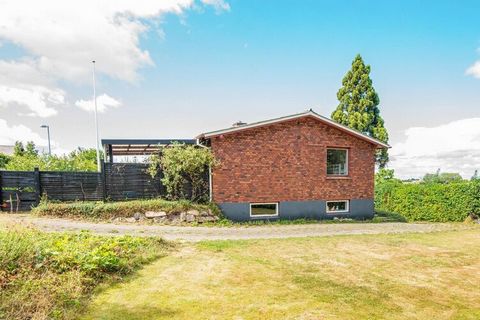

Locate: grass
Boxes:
[32,198,221,220]
[82,228,480,320]
[0,224,172,320]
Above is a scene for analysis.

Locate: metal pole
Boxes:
[92,60,101,172]
[46,126,51,155]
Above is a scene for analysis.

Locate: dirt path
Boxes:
[0,214,472,242]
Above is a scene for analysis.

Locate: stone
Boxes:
[145,211,167,218]
[180,212,187,222]
[187,209,200,216]
[153,216,168,223]
[125,217,136,223]
[186,214,196,222]
[199,211,210,217]
[133,212,145,221]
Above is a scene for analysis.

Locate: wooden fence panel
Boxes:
[0,171,36,211]
[1,163,209,211]
[40,171,103,202]
[104,163,165,200]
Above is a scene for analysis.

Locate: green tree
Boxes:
[0,153,11,169]
[148,143,215,202]
[423,170,463,184]
[13,141,25,156]
[25,141,38,156]
[331,54,389,167]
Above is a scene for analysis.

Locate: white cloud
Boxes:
[0,60,65,117]
[201,0,231,13]
[0,118,71,154]
[75,94,121,113]
[466,61,480,79]
[0,119,47,146]
[390,118,480,179]
[0,0,228,117]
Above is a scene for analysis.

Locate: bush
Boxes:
[148,143,215,202]
[375,180,480,222]
[0,226,170,320]
[32,198,221,220]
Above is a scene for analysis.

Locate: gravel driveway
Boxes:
[0,214,472,242]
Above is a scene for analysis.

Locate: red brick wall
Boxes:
[210,116,377,203]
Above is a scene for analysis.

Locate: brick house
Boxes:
[197,110,390,221]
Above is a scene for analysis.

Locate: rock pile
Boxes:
[113,209,220,224]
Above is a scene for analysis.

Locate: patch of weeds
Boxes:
[0,225,172,320]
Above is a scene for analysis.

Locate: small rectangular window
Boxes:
[250,203,278,217]
[327,148,348,175]
[326,200,349,213]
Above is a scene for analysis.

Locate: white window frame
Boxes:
[326,148,349,176]
[326,200,350,214]
[249,202,279,217]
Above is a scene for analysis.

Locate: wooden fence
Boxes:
[0,162,208,212]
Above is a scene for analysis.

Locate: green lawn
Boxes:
[81,228,480,320]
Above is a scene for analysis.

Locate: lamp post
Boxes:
[92,60,101,172]
[40,125,51,155]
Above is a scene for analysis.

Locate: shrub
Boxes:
[0,226,170,320]
[148,143,215,202]
[32,198,221,220]
[375,180,480,222]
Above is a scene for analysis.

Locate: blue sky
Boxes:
[0,0,479,178]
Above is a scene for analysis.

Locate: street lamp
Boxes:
[40,125,51,155]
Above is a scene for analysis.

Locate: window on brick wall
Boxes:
[250,203,278,217]
[326,200,349,213]
[327,148,348,175]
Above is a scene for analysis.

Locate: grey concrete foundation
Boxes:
[218,199,374,221]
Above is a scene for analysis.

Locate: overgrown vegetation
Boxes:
[0,141,100,171]
[32,198,220,220]
[148,143,215,202]
[0,225,171,320]
[375,169,480,222]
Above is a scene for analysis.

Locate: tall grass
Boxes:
[0,225,171,320]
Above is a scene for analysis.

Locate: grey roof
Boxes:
[101,139,196,156]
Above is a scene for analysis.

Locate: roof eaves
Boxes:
[197,110,390,149]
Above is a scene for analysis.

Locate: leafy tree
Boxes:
[375,168,398,185]
[423,170,463,184]
[4,144,99,172]
[0,153,11,169]
[148,143,215,202]
[25,141,38,156]
[331,54,389,167]
[13,141,25,156]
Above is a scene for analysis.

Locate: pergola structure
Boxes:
[101,139,196,163]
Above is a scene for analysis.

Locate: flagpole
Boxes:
[92,60,101,172]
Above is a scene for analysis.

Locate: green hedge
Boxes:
[375,180,480,222]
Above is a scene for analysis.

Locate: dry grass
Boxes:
[82,228,480,320]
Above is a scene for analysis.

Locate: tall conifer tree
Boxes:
[331,54,389,167]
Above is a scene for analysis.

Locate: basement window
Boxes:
[327,148,348,176]
[326,200,349,213]
[250,203,278,217]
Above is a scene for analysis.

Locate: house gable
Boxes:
[197,110,390,149]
